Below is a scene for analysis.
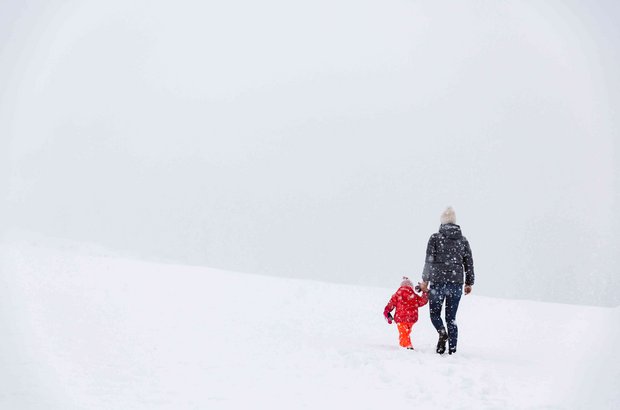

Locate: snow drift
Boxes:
[0,235,618,409]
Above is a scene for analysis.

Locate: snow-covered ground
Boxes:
[1,235,618,409]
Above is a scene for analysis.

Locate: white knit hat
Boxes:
[400,276,413,288]
[440,206,456,225]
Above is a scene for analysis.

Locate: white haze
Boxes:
[1,0,619,306]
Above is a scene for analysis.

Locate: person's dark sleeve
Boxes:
[463,238,474,286]
[422,235,435,283]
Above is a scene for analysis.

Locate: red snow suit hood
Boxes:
[384,286,428,324]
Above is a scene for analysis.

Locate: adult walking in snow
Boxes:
[419,207,474,355]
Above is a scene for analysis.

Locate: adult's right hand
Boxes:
[418,281,429,293]
[464,285,472,295]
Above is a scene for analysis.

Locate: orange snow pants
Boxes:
[397,322,413,348]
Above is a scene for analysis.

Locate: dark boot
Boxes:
[436,329,448,354]
[448,347,456,355]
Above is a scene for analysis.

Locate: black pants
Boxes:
[429,283,463,351]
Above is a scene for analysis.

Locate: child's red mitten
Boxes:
[385,312,393,324]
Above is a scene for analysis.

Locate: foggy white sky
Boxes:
[1,0,618,306]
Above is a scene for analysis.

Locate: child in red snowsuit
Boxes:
[384,276,429,349]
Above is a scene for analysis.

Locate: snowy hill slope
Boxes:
[0,237,618,409]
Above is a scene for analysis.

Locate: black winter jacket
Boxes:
[422,224,474,286]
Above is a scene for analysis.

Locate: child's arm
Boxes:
[384,293,397,323]
[417,290,429,307]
